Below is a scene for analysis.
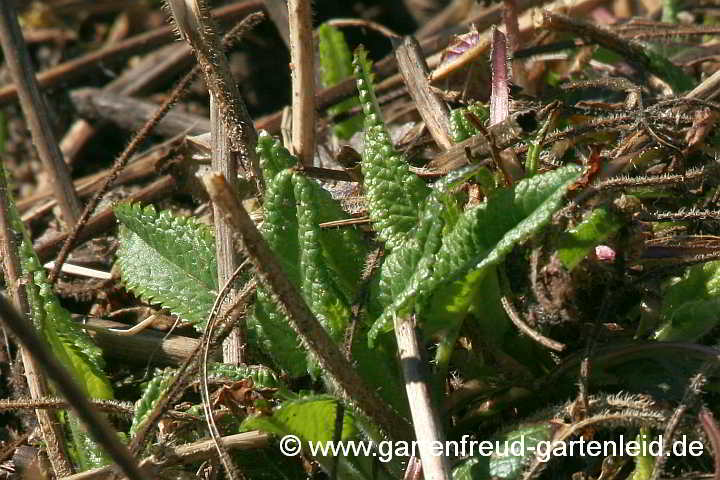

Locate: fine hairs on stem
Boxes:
[165,0,264,371]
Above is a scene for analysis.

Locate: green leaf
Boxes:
[654,299,720,341]
[249,140,408,463]
[3,166,113,470]
[642,43,695,93]
[115,203,218,329]
[451,423,553,480]
[66,414,113,471]
[424,165,581,326]
[349,328,409,417]
[318,24,362,139]
[295,178,353,339]
[525,143,541,176]
[23,269,113,400]
[208,363,283,389]
[524,109,559,176]
[488,423,553,479]
[556,207,623,270]
[130,368,174,436]
[260,169,302,286]
[369,165,582,343]
[257,130,298,185]
[452,456,490,480]
[353,46,430,250]
[654,260,720,341]
[449,103,489,143]
[13,242,112,400]
[252,138,370,377]
[372,160,473,314]
[318,24,353,86]
[470,267,509,343]
[251,290,308,377]
[374,192,448,312]
[242,396,394,480]
[252,168,332,377]
[243,395,355,441]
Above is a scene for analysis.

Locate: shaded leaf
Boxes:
[556,206,623,270]
[654,260,720,341]
[208,363,283,389]
[449,103,489,143]
[452,456,491,480]
[489,423,552,479]
[130,368,173,436]
[242,396,394,480]
[451,423,553,480]
[630,429,655,480]
[643,43,694,93]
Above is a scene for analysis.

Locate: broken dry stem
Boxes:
[395,315,451,480]
[80,316,201,367]
[70,88,210,137]
[211,85,246,367]
[288,0,316,166]
[325,18,401,39]
[429,111,533,171]
[166,0,261,184]
[395,36,453,149]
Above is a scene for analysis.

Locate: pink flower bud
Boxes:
[595,245,616,262]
